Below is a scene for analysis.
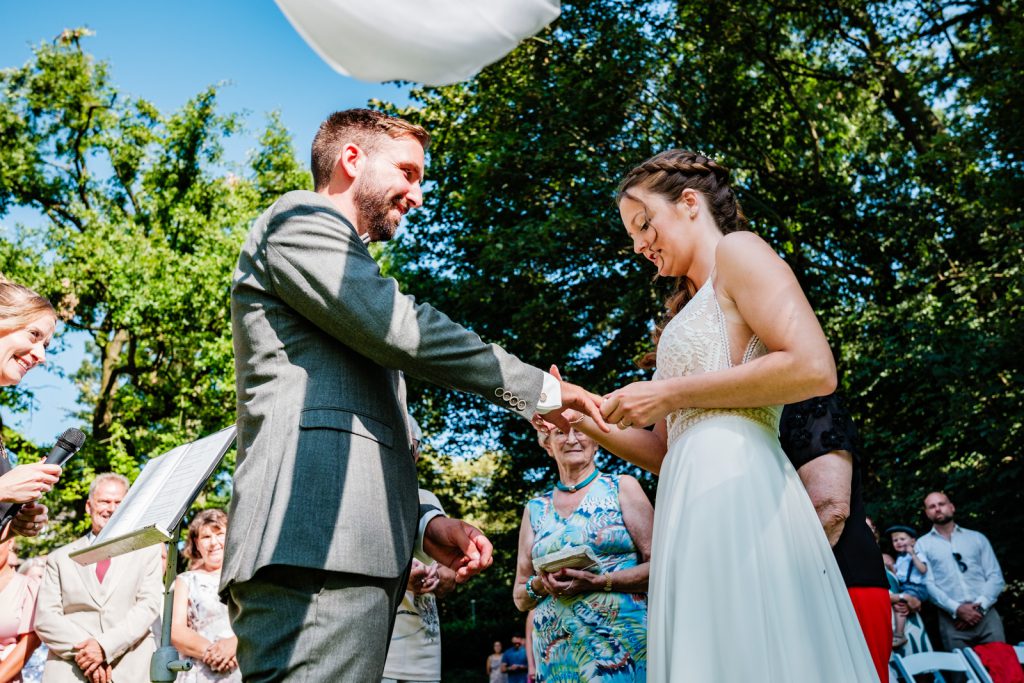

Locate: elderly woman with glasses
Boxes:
[513,425,653,682]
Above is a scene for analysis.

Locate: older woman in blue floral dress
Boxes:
[514,427,653,682]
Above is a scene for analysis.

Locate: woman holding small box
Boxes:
[513,426,653,682]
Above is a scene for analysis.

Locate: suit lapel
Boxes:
[68,536,104,605]
[96,553,129,606]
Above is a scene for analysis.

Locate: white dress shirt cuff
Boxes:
[415,507,445,562]
[534,373,562,414]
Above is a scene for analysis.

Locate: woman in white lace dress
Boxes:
[171,509,240,682]
[568,150,878,681]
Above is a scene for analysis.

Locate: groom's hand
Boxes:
[423,516,493,583]
[538,365,610,433]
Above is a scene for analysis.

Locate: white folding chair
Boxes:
[960,647,996,683]
[1016,643,1024,663]
[891,650,984,682]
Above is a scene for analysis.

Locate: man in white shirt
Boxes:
[914,491,1006,651]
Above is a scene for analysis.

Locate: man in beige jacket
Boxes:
[35,473,162,683]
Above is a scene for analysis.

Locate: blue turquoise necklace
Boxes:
[555,468,600,493]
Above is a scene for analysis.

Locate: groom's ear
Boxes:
[336,143,364,181]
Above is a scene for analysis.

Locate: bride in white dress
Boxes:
[567,150,878,681]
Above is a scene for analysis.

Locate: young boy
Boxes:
[887,525,929,648]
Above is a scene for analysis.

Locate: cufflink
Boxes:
[540,392,547,402]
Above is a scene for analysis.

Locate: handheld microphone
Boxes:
[42,427,87,467]
[0,427,86,529]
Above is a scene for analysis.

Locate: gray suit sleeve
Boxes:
[264,199,544,415]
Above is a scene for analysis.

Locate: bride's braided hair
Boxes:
[616,150,749,369]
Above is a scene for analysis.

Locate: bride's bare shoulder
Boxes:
[716,231,778,261]
[715,231,791,277]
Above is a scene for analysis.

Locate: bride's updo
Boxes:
[615,150,749,369]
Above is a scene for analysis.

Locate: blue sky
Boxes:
[1,1,410,446]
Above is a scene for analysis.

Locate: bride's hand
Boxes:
[601,381,669,429]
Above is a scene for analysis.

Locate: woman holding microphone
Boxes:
[0,281,62,542]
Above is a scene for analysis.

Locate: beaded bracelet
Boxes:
[525,575,542,601]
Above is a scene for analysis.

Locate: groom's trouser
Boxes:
[229,563,410,682]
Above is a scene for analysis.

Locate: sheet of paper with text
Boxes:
[71,425,236,565]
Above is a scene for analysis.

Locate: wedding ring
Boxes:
[618,420,631,429]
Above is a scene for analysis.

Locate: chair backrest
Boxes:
[892,650,983,682]
[899,611,934,656]
[1016,644,1024,664]
[961,647,996,683]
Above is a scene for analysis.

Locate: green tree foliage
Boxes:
[0,3,1020,676]
[0,32,310,548]
[376,0,1022,669]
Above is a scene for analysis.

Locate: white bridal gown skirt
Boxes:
[647,415,878,682]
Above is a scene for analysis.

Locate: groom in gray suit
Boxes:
[224,109,605,681]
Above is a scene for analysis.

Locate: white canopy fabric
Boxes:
[274,0,561,86]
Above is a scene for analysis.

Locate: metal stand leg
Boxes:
[151,522,193,682]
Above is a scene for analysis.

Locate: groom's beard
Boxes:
[354,168,407,242]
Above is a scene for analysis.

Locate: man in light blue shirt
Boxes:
[914,491,1006,651]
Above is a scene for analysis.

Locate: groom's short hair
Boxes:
[311,108,430,191]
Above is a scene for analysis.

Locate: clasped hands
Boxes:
[73,638,111,683]
[954,602,986,630]
[536,365,669,432]
[203,637,239,673]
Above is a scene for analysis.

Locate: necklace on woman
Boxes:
[555,468,600,493]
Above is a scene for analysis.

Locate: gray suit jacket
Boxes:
[222,191,544,590]
[34,537,162,683]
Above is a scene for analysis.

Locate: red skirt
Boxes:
[848,587,893,683]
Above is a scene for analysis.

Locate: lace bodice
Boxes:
[655,277,781,444]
